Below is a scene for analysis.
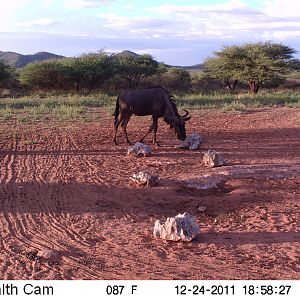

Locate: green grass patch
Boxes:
[0,94,115,123]
[0,92,299,123]
[24,140,39,145]
[0,105,13,120]
[222,101,248,112]
[52,105,86,120]
[174,92,300,110]
[0,94,114,110]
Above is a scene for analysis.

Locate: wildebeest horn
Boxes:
[182,109,189,118]
[182,109,191,121]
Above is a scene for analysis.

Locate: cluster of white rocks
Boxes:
[177,133,203,150]
[126,137,226,244]
[203,149,226,168]
[130,171,159,187]
[127,142,152,157]
[153,212,200,242]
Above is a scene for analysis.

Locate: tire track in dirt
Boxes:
[0,123,22,274]
[1,130,18,185]
[36,128,114,278]
[0,126,103,279]
[66,130,112,186]
[0,128,51,277]
[1,108,300,279]
[42,130,106,252]
[34,131,98,250]
[48,128,128,276]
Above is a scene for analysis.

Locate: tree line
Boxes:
[0,41,300,95]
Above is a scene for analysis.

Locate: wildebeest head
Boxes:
[169,109,191,141]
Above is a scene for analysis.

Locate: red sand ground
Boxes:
[0,107,299,279]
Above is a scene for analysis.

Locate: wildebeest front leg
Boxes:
[152,116,159,146]
[139,121,154,143]
[140,116,159,146]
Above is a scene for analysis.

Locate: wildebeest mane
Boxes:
[144,86,180,122]
[169,96,180,116]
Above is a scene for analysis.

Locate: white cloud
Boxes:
[17,18,57,27]
[263,30,300,40]
[100,13,175,31]
[143,0,300,41]
[64,0,113,9]
[147,0,253,16]
[263,0,300,17]
[0,1,28,26]
[1,0,300,65]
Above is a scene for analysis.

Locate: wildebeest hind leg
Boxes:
[121,112,132,145]
[113,113,124,145]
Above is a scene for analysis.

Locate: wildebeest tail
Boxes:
[113,95,120,118]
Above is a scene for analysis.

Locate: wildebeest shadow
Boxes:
[0,180,198,215]
[150,127,300,162]
[197,232,300,245]
[0,149,125,156]
[0,176,297,218]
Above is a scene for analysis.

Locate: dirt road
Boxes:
[0,107,299,279]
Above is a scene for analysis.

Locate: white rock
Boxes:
[197,206,207,213]
[203,149,225,167]
[127,142,152,157]
[153,212,200,242]
[130,171,159,187]
[37,249,59,261]
[177,133,203,150]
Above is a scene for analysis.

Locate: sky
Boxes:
[1,0,300,65]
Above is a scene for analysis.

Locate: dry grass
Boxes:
[0,92,299,123]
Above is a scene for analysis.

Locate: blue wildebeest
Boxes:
[113,87,191,145]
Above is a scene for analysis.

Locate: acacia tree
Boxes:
[114,54,160,89]
[161,68,191,92]
[238,42,300,93]
[59,53,115,93]
[204,42,300,93]
[0,61,16,84]
[59,57,83,92]
[204,46,241,91]
[20,60,68,91]
[75,51,115,92]
[0,61,18,95]
[20,51,115,92]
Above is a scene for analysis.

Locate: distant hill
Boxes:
[0,50,203,70]
[117,50,204,71]
[182,63,204,70]
[0,51,64,68]
[171,63,204,72]
[116,50,140,58]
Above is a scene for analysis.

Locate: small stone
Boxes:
[197,206,207,213]
[130,171,159,187]
[177,133,203,150]
[153,212,200,242]
[127,142,152,157]
[37,249,59,261]
[203,149,225,167]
